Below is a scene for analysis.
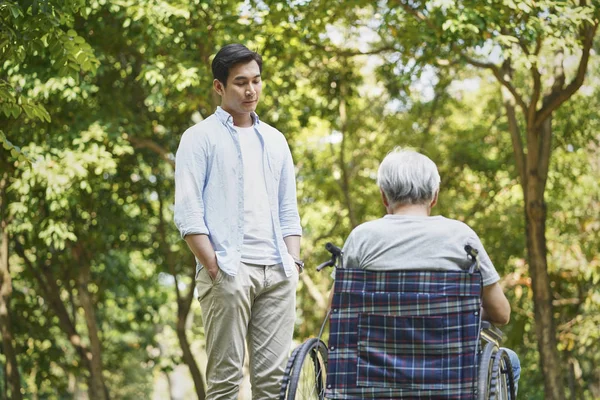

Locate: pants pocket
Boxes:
[196,267,216,302]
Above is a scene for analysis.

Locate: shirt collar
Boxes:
[215,106,260,127]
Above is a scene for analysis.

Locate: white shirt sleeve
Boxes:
[174,129,209,238]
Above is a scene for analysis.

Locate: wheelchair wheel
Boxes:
[492,349,516,400]
[478,342,499,400]
[478,343,516,400]
[279,338,328,400]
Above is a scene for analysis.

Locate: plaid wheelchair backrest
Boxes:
[326,268,483,399]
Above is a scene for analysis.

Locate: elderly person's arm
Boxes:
[481,282,511,326]
[467,235,511,326]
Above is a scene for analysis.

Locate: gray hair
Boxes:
[377,147,441,206]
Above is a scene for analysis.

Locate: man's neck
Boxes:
[222,107,253,127]
[233,116,253,127]
[388,203,430,217]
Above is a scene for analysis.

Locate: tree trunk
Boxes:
[507,97,565,399]
[567,358,576,400]
[524,204,563,399]
[523,120,564,400]
[176,314,206,400]
[3,362,7,399]
[0,175,22,400]
[165,371,176,400]
[337,82,358,228]
[175,269,206,400]
[13,241,98,397]
[156,186,206,399]
[28,366,38,400]
[76,261,109,400]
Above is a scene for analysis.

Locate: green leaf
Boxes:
[22,103,35,119]
[10,104,21,118]
[8,4,22,19]
[38,106,51,122]
[442,20,455,31]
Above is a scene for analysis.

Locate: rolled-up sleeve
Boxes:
[341,230,361,269]
[174,128,209,238]
[278,143,302,237]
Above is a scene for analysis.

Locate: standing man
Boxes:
[174,44,303,400]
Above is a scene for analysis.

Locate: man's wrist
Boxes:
[206,256,219,271]
[291,255,304,274]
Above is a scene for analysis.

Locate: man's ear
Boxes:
[213,79,224,96]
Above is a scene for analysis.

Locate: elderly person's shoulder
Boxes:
[353,214,472,228]
[349,216,392,233]
[348,214,480,241]
[428,214,477,228]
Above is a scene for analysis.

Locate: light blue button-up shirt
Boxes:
[174,107,302,277]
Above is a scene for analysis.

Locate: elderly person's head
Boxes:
[377,147,441,214]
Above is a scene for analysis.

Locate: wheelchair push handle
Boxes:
[316,259,335,271]
[316,242,343,271]
[464,244,480,274]
[326,242,342,257]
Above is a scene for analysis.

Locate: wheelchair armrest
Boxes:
[480,320,504,344]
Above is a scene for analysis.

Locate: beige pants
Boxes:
[196,262,298,400]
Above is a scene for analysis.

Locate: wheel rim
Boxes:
[294,347,327,399]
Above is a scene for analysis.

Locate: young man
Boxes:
[174,44,302,400]
[339,147,521,392]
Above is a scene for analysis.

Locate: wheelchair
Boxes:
[280,243,516,400]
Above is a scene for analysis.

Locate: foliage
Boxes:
[0,0,99,160]
[1,0,599,398]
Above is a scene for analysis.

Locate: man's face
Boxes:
[214,60,262,120]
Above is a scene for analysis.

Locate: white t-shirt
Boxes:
[237,126,280,265]
[340,214,500,286]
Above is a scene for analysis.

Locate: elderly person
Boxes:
[339,147,521,392]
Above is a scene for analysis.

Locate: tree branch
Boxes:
[181,267,196,319]
[419,80,449,149]
[504,92,527,189]
[534,35,543,56]
[537,117,553,189]
[302,36,396,57]
[299,273,327,311]
[518,37,531,56]
[462,54,529,115]
[312,218,340,244]
[128,137,174,168]
[535,21,598,127]
[13,240,94,372]
[337,82,358,228]
[395,1,439,33]
[528,61,542,128]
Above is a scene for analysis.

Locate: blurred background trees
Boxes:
[1,0,599,399]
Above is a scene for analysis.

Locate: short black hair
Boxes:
[211,44,263,86]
